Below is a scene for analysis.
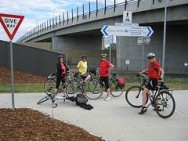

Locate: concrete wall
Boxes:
[116,25,188,73]
[19,42,52,51]
[52,35,102,50]
[51,35,114,68]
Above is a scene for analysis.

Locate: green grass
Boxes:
[0,84,44,93]
[165,77,188,90]
[123,76,188,90]
[0,77,188,93]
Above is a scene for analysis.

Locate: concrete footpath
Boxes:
[0,90,188,141]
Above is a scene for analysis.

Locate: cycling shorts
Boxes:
[100,77,110,89]
[81,72,89,79]
[145,78,158,91]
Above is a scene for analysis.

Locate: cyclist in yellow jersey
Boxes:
[77,55,91,83]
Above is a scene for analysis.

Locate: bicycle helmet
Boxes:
[81,55,87,59]
[147,53,155,59]
[58,54,65,59]
[101,53,107,58]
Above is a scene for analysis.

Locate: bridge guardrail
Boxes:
[17,0,139,42]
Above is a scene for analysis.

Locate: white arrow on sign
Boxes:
[101,25,154,37]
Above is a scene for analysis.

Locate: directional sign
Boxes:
[0,13,24,40]
[101,25,154,37]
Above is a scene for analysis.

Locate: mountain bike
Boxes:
[125,74,175,118]
[37,72,72,107]
[87,73,125,100]
[66,71,101,100]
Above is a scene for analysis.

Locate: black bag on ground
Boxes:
[76,94,93,110]
[76,94,88,105]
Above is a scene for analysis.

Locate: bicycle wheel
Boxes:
[86,79,102,100]
[37,95,50,104]
[155,91,175,119]
[110,80,124,97]
[88,79,101,94]
[44,78,56,94]
[125,86,144,108]
[66,79,78,94]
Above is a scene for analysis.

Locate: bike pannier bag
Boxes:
[117,78,126,89]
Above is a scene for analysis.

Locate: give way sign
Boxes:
[0,13,24,40]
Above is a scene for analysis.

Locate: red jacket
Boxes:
[99,60,110,77]
[147,61,160,79]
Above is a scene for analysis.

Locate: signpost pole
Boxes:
[109,45,111,63]
[141,44,144,70]
[162,0,167,70]
[10,40,15,110]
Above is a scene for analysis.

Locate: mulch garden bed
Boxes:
[0,67,104,141]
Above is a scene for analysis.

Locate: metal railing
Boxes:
[17,0,139,42]
[16,0,176,42]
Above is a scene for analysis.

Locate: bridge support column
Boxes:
[52,35,103,67]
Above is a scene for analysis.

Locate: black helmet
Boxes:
[81,55,87,59]
[58,54,65,59]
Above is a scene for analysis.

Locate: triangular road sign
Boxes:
[0,13,24,40]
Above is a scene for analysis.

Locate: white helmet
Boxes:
[101,53,107,58]
[147,53,155,58]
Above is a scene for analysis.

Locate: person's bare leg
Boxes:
[139,87,149,114]
[106,88,110,97]
[54,88,58,95]
[105,88,111,101]
[84,75,91,82]
[142,88,149,107]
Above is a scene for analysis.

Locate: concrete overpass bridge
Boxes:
[17,0,188,73]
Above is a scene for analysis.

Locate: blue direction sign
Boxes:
[101,25,154,37]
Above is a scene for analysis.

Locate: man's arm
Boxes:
[108,63,114,72]
[159,68,164,79]
[76,61,81,72]
[139,68,147,74]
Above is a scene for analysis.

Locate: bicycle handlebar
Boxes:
[136,73,147,78]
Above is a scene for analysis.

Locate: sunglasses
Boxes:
[148,57,154,59]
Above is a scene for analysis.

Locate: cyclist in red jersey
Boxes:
[138,53,164,115]
[99,53,114,101]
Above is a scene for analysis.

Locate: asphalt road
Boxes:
[1,90,188,141]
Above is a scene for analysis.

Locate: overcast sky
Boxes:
[0,0,128,42]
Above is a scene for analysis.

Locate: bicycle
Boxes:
[37,72,72,107]
[87,72,125,100]
[66,70,101,100]
[125,74,175,119]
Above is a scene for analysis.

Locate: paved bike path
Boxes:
[0,90,188,141]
